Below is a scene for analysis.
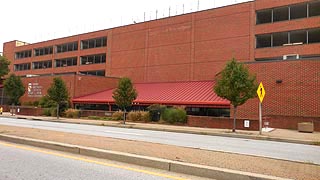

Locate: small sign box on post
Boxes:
[257,82,265,135]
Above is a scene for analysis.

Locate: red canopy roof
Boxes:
[72,81,230,108]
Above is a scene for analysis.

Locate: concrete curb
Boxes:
[0,134,293,180]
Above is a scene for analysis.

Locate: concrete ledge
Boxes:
[170,161,292,180]
[79,147,170,170]
[0,134,80,154]
[0,134,293,180]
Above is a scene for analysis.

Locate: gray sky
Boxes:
[1,0,250,52]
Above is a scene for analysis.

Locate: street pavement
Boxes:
[0,116,319,165]
[0,141,207,180]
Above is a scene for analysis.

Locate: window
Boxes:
[290,30,307,44]
[256,2,319,25]
[256,28,320,48]
[309,1,320,17]
[34,46,53,56]
[273,32,288,46]
[79,70,105,76]
[256,9,272,24]
[56,42,78,53]
[32,60,52,70]
[55,57,77,67]
[80,54,106,65]
[15,50,32,59]
[290,3,307,19]
[273,7,289,22]
[256,34,272,48]
[308,28,320,43]
[14,63,31,71]
[81,37,107,49]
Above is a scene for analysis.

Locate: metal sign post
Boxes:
[257,82,265,135]
[259,101,262,135]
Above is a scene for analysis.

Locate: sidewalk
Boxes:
[2,112,320,145]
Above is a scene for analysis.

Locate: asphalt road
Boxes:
[1,117,320,165]
[0,141,205,180]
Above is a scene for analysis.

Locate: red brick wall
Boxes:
[237,60,320,121]
[20,75,119,103]
[187,116,259,131]
[265,115,320,131]
[3,2,254,83]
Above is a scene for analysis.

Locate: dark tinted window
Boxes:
[290,3,307,19]
[256,34,272,48]
[256,9,272,24]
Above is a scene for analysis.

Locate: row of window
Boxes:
[56,42,78,53]
[14,54,106,71]
[256,1,320,24]
[256,28,320,48]
[15,37,107,59]
[79,70,105,76]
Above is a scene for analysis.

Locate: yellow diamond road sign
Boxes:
[257,82,266,103]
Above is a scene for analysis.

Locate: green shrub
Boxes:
[162,108,187,124]
[88,116,100,120]
[43,108,52,116]
[87,116,112,121]
[39,96,57,108]
[33,101,39,107]
[147,104,167,122]
[65,109,80,118]
[112,111,124,120]
[50,108,57,117]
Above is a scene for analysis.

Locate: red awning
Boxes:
[72,81,230,108]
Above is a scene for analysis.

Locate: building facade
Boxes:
[2,0,320,127]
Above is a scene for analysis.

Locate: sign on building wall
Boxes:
[27,82,43,97]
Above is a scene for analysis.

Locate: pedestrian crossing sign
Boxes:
[257,82,265,103]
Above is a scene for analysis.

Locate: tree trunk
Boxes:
[123,109,126,125]
[11,103,14,116]
[233,105,237,132]
[56,104,59,119]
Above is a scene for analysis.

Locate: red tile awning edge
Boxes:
[73,99,230,108]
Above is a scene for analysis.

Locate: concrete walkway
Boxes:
[2,112,320,145]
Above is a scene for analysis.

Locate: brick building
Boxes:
[2,0,320,129]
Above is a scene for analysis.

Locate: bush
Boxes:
[50,108,57,117]
[127,111,150,122]
[140,111,150,122]
[112,111,124,120]
[127,111,141,121]
[43,108,52,116]
[39,96,56,108]
[87,116,112,121]
[64,109,80,118]
[22,101,33,106]
[42,107,57,117]
[33,101,39,107]
[147,104,167,122]
[162,108,187,124]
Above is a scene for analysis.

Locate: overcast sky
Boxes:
[1,0,251,52]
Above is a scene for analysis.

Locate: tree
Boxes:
[0,55,10,78]
[4,74,25,106]
[47,77,69,119]
[112,77,137,124]
[214,58,257,132]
